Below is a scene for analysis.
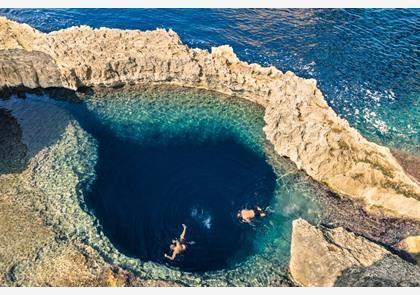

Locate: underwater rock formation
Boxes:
[289,219,420,287]
[0,108,28,173]
[0,16,419,220]
[0,117,182,287]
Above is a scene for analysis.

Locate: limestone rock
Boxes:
[289,218,420,286]
[334,254,420,287]
[0,194,55,285]
[0,16,419,220]
[0,49,62,93]
[397,236,420,254]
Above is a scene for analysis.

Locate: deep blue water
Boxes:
[89,135,275,272]
[75,91,278,272]
[0,8,419,153]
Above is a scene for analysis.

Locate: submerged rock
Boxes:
[289,218,420,286]
[0,108,28,173]
[0,16,418,220]
[0,117,180,287]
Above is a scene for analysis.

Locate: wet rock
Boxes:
[96,266,183,287]
[0,116,201,287]
[289,218,420,286]
[0,16,419,220]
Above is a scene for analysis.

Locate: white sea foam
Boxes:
[362,109,390,134]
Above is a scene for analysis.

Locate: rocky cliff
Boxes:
[289,219,420,286]
[0,16,419,221]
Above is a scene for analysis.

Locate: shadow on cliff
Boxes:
[391,148,420,183]
[334,254,420,287]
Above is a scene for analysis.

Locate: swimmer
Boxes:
[164,224,188,261]
[237,206,267,223]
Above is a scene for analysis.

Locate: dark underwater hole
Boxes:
[86,129,277,272]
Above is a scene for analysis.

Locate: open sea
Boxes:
[1,8,419,153]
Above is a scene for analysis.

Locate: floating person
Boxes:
[164,224,190,261]
[237,206,267,224]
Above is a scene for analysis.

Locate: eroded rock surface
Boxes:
[0,16,418,220]
[397,236,420,254]
[289,218,420,286]
[0,49,62,93]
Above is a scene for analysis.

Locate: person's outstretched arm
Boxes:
[164,252,177,261]
[180,224,187,241]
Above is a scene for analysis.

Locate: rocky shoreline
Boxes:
[290,219,420,286]
[0,17,419,286]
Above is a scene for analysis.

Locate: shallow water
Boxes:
[1,8,418,153]
[0,87,323,279]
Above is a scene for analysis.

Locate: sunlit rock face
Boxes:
[289,219,420,287]
[0,16,419,220]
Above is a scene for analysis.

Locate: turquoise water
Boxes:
[0,87,322,280]
[0,8,418,153]
[79,88,322,273]
[79,90,278,272]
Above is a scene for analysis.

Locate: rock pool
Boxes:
[0,86,324,284]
